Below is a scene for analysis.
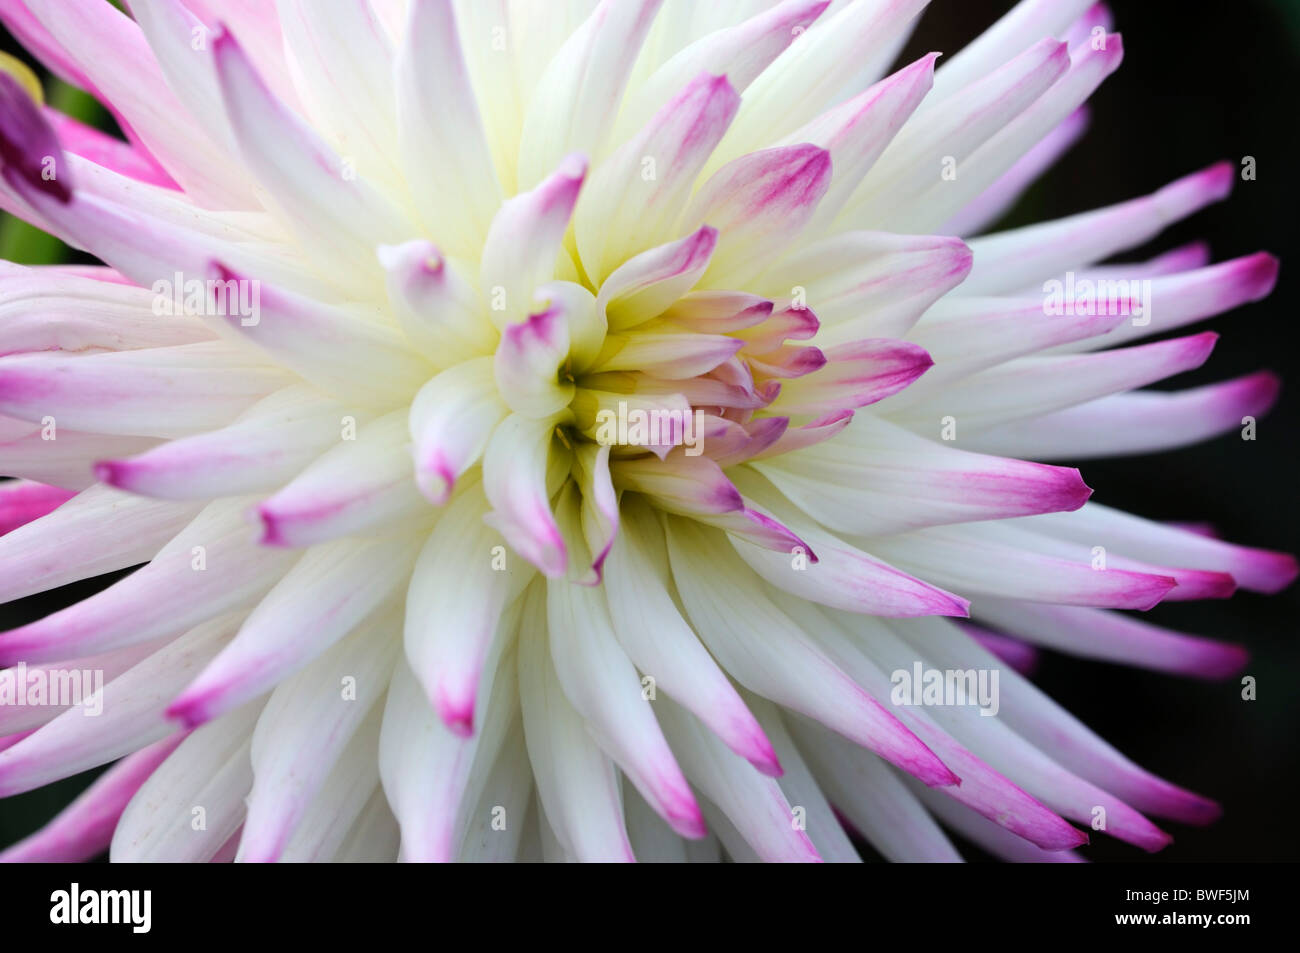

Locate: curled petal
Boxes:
[482,413,570,579]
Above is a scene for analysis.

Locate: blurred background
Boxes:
[1,0,1297,861]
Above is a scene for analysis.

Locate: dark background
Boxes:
[1,0,1297,861]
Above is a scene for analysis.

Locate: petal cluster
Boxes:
[0,0,1291,863]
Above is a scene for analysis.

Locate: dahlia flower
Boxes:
[0,0,1289,864]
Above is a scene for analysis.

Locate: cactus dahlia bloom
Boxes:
[0,0,1290,865]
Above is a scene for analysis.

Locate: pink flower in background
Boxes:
[0,0,1290,862]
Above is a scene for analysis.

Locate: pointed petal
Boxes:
[110,700,263,862]
[575,72,739,283]
[0,484,196,602]
[684,143,831,287]
[212,28,411,295]
[665,516,959,787]
[0,341,292,438]
[255,411,429,548]
[407,358,507,504]
[548,490,704,838]
[516,0,661,190]
[0,498,296,665]
[238,625,399,862]
[962,371,1282,461]
[864,524,1176,610]
[395,0,501,257]
[517,588,636,862]
[603,497,781,774]
[0,614,236,796]
[755,415,1091,536]
[480,154,587,329]
[0,732,186,862]
[595,226,718,331]
[655,696,821,863]
[165,536,417,726]
[481,413,569,578]
[962,163,1235,296]
[378,241,497,366]
[773,338,932,413]
[97,386,357,501]
[404,484,534,733]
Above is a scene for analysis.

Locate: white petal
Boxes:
[239,624,399,862]
[276,0,403,190]
[111,699,264,862]
[744,694,861,862]
[255,410,431,547]
[0,616,233,795]
[0,497,296,666]
[664,516,959,787]
[575,72,739,283]
[516,0,661,190]
[278,710,385,863]
[516,585,635,862]
[482,413,570,578]
[404,482,535,733]
[456,718,535,862]
[603,498,780,773]
[654,695,820,862]
[166,536,418,726]
[396,0,502,256]
[787,714,962,862]
[547,489,704,838]
[0,485,198,603]
[480,155,587,329]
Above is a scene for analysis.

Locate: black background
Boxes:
[1,0,1297,862]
